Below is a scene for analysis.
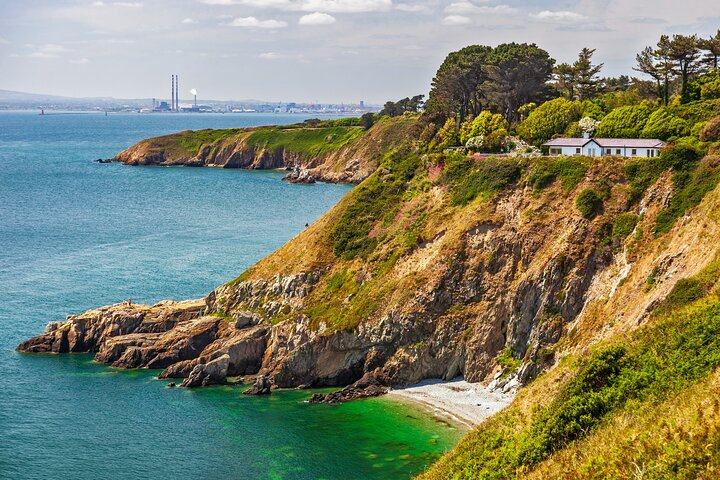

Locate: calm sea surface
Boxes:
[0,111,460,480]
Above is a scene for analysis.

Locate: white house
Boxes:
[543,137,666,158]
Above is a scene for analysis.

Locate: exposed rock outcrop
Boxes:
[243,375,273,395]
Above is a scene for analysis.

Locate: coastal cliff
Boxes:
[19,125,720,476]
[20,144,720,395]
[110,116,419,184]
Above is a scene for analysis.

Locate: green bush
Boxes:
[576,188,602,218]
[460,111,508,145]
[701,79,720,100]
[596,104,654,138]
[624,157,666,204]
[517,98,580,145]
[612,213,638,241]
[700,116,720,142]
[640,108,691,140]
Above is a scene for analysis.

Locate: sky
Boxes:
[0,0,717,104]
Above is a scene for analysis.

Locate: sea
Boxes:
[0,111,460,480]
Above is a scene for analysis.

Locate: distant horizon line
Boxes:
[0,87,384,106]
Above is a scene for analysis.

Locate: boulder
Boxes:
[181,354,230,388]
[243,375,272,395]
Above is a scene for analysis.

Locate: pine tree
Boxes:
[573,48,603,101]
[699,30,720,71]
[669,34,701,103]
[553,63,576,99]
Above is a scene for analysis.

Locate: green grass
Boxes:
[177,128,242,152]
[442,154,522,206]
[245,126,364,157]
[330,146,422,260]
[528,156,589,192]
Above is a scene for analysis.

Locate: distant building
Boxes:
[359,100,364,108]
[543,137,666,158]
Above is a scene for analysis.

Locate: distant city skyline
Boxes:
[1,0,718,104]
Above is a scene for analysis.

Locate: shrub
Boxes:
[640,108,691,140]
[576,188,602,218]
[432,118,460,150]
[700,116,720,142]
[528,157,588,191]
[701,79,720,100]
[596,104,654,138]
[460,111,508,144]
[517,97,581,145]
[612,213,638,241]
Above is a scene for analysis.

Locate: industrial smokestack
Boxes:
[176,75,180,112]
[171,75,175,111]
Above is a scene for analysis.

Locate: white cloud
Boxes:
[299,0,391,12]
[395,3,432,13]
[229,16,288,28]
[70,58,91,64]
[182,17,198,24]
[299,12,336,25]
[446,2,516,15]
[113,2,143,7]
[442,15,472,25]
[259,52,281,59]
[530,10,588,23]
[200,0,390,12]
[92,1,105,6]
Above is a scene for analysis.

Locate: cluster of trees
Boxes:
[380,30,720,152]
[380,95,425,117]
[635,31,720,104]
[426,43,555,125]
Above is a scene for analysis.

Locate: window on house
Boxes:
[606,149,612,155]
[575,147,581,154]
[632,149,637,156]
[549,148,561,155]
[616,149,621,155]
[649,149,655,158]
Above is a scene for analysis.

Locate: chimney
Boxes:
[171,75,175,111]
[175,74,179,111]
[582,131,590,139]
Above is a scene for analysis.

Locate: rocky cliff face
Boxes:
[21,149,719,397]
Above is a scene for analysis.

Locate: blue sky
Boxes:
[0,0,717,103]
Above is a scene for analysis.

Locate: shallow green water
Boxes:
[0,111,461,479]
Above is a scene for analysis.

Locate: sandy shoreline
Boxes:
[386,378,515,429]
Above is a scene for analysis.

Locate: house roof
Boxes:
[593,138,667,148]
[543,137,667,148]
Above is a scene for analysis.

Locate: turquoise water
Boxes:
[0,112,460,479]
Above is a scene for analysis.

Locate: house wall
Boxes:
[549,145,661,158]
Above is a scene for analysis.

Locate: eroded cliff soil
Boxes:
[20,148,720,397]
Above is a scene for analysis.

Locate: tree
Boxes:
[433,118,460,150]
[655,35,675,105]
[595,104,654,138]
[634,46,664,101]
[553,62,576,99]
[699,30,720,71]
[483,43,555,124]
[573,48,604,100]
[640,108,690,139]
[360,112,375,130]
[516,97,580,144]
[380,95,425,117]
[459,111,508,144]
[426,45,492,124]
[669,34,701,103]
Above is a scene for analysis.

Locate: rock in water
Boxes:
[309,371,389,403]
[181,354,230,388]
[282,165,316,184]
[243,374,272,395]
